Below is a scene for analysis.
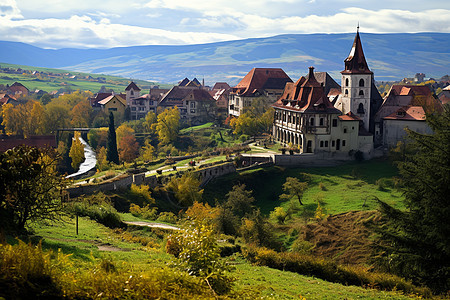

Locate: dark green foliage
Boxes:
[375,107,450,293]
[216,184,255,235]
[66,193,124,229]
[240,209,282,250]
[0,146,67,232]
[106,112,119,164]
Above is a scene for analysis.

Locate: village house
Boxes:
[374,84,443,146]
[228,68,292,117]
[98,94,127,118]
[5,82,29,98]
[159,85,217,124]
[210,82,231,118]
[0,94,19,106]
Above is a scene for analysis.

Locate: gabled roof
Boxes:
[98,94,126,106]
[305,72,341,95]
[210,88,229,100]
[212,82,231,90]
[125,82,141,91]
[178,78,190,86]
[384,106,426,121]
[341,30,372,75]
[233,68,292,97]
[159,86,214,106]
[272,67,341,114]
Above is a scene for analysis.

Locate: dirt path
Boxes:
[124,221,180,231]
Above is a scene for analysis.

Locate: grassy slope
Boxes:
[203,158,404,215]
[29,216,416,299]
[0,62,171,92]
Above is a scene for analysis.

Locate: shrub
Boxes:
[66,193,124,228]
[291,238,314,255]
[166,220,234,295]
[130,183,155,204]
[270,206,288,224]
[129,204,158,220]
[156,212,177,224]
[239,134,249,142]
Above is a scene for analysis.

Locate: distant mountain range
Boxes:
[1,33,449,86]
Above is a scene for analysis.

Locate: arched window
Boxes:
[310,117,314,126]
[357,103,364,114]
[319,118,324,126]
[359,90,364,96]
[359,78,364,87]
[345,78,349,87]
[131,90,134,95]
[345,89,348,95]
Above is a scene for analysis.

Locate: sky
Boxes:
[0,0,449,49]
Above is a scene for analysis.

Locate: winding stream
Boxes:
[66,137,97,179]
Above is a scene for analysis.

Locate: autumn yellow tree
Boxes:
[29,101,47,135]
[70,100,92,127]
[152,107,180,145]
[140,138,156,162]
[143,111,157,132]
[69,131,85,169]
[116,123,135,144]
[45,103,70,133]
[118,134,139,162]
[166,172,203,206]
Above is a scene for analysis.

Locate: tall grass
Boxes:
[242,245,431,297]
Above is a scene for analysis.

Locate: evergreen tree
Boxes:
[375,107,450,293]
[106,112,119,164]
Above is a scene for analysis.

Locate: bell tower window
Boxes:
[345,89,348,95]
[357,103,365,114]
[345,78,349,87]
[359,90,364,96]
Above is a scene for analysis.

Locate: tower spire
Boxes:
[341,28,372,74]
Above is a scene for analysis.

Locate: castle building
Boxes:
[272,29,378,157]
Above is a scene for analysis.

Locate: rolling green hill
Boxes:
[0,62,171,93]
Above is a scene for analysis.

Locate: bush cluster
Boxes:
[0,240,230,299]
[66,193,124,228]
[242,245,430,297]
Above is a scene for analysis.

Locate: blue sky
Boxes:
[1,0,449,49]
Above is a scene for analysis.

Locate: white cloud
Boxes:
[1,0,449,49]
[0,0,22,19]
[0,14,239,48]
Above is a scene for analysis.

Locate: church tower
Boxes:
[340,27,373,131]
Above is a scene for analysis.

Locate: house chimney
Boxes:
[308,66,315,79]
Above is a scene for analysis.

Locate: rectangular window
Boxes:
[332,140,335,147]
[320,118,324,126]
[320,141,324,147]
[325,141,329,147]
[344,128,347,133]
[190,102,196,108]
[108,107,117,111]
[342,140,346,146]
[332,119,337,127]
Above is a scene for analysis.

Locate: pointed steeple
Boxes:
[341,28,372,74]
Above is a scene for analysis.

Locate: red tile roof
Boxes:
[341,31,372,75]
[384,106,426,121]
[272,67,341,114]
[233,68,292,97]
[159,86,214,107]
[338,111,361,121]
